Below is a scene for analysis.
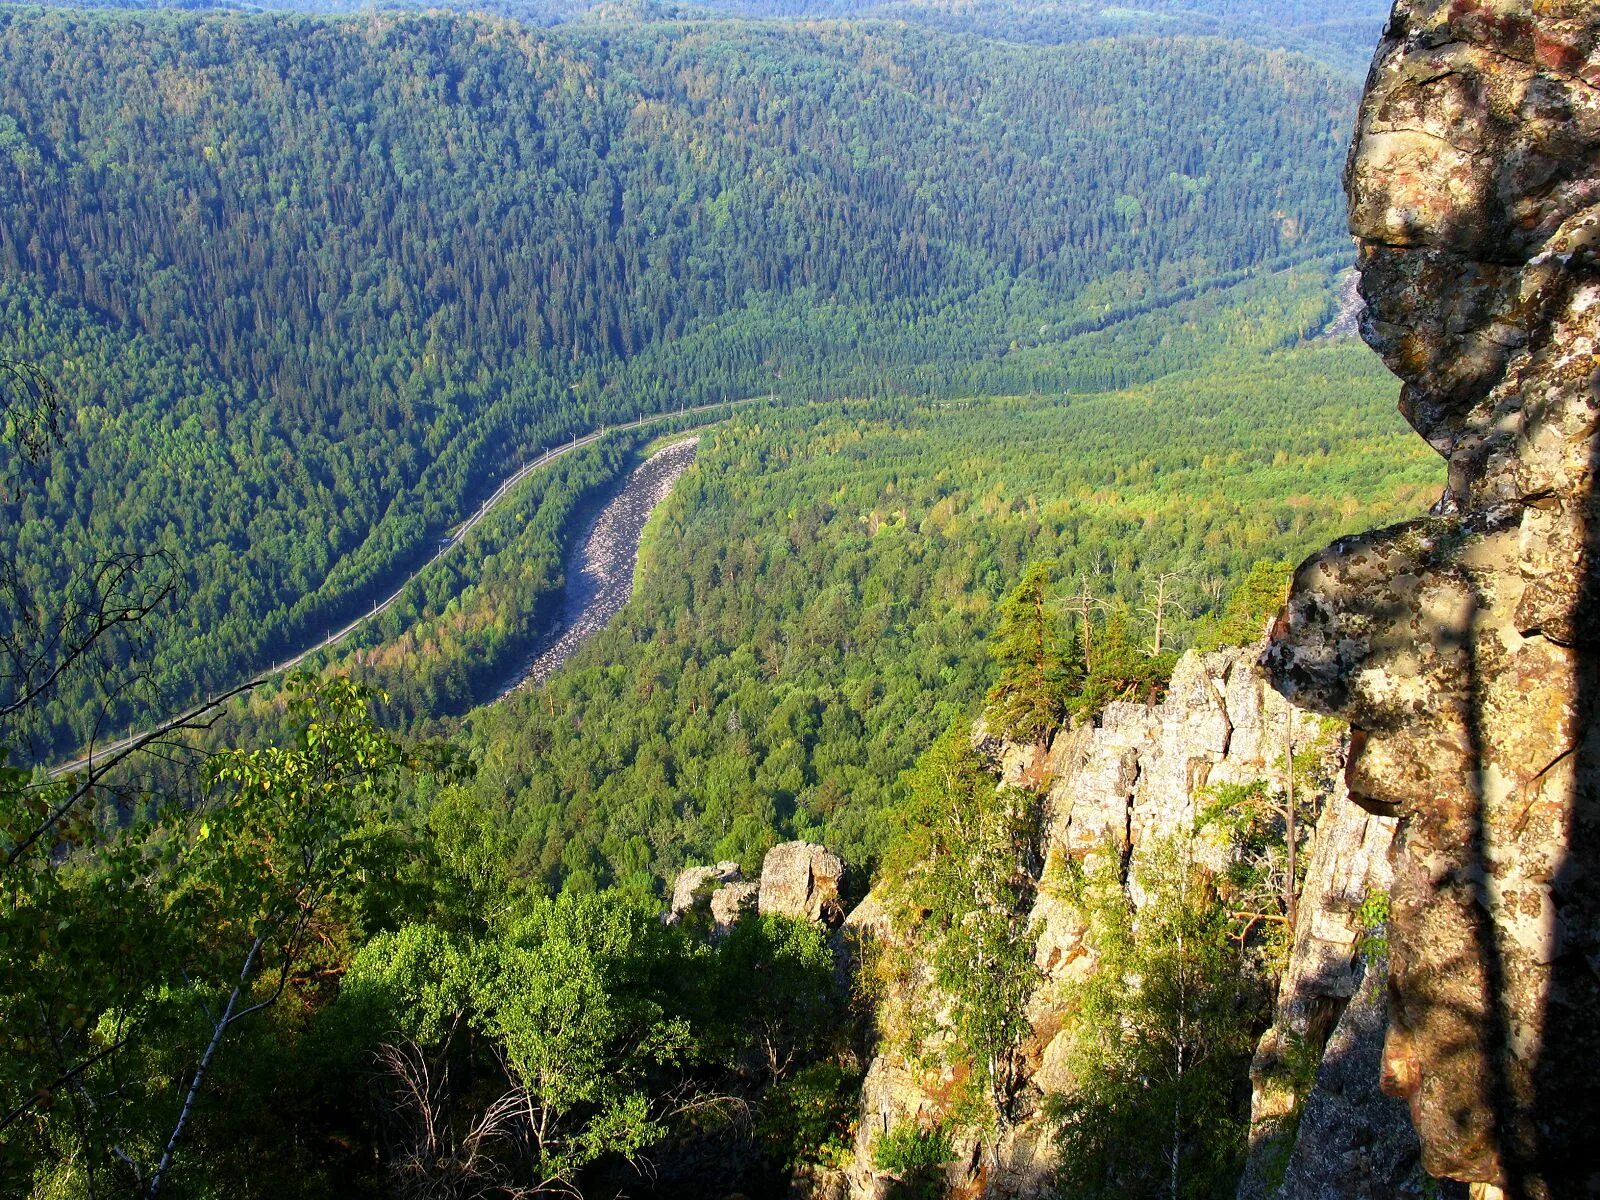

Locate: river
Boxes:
[496,437,700,698]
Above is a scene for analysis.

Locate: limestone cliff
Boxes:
[838,646,1407,1200]
[1261,3,1600,1195]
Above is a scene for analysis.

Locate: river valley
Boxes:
[497,437,701,698]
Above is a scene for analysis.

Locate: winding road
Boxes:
[52,397,765,776]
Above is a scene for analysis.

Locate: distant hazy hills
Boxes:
[0,0,1393,73]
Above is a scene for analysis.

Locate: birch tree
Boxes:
[1054,836,1261,1199]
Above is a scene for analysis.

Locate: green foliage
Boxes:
[323,890,860,1196]
[884,726,1042,1124]
[1198,727,1329,967]
[985,561,1079,744]
[1,676,419,1198]
[0,7,1362,758]
[871,1120,954,1199]
[1199,778,1284,963]
[1198,557,1294,649]
[478,894,702,1183]
[334,890,712,1196]
[757,1061,861,1171]
[1070,604,1180,717]
[1053,836,1266,1200]
[712,913,845,1079]
[340,923,473,1045]
[1358,889,1391,958]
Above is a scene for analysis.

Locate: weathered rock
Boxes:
[1274,960,1430,1200]
[789,1166,848,1200]
[1262,4,1600,1194]
[710,880,759,931]
[845,645,1360,1200]
[1238,792,1402,1200]
[760,841,848,925]
[666,860,743,925]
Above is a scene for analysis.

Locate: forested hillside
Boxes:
[0,7,1358,758]
[0,0,1455,1191]
[203,261,1347,748]
[454,338,1438,896]
[686,0,1393,72]
[3,331,1441,1200]
[18,0,1392,74]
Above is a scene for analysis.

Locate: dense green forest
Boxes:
[0,3,1430,1194]
[211,261,1346,737]
[0,7,1361,758]
[14,0,1391,75]
[2,335,1436,1199]
[683,0,1392,73]
[453,339,1437,895]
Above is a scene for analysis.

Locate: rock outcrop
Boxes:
[666,860,746,931]
[840,646,1400,1200]
[1238,793,1423,1200]
[668,860,743,919]
[710,879,759,930]
[759,841,849,926]
[1269,961,1422,1200]
[1261,3,1600,1194]
[667,842,847,935]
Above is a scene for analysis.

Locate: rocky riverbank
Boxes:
[498,437,700,697]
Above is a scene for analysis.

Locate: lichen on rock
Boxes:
[1261,3,1600,1194]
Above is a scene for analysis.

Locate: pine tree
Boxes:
[885,726,1044,1132]
[986,562,1079,745]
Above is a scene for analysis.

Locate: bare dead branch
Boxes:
[0,357,62,493]
[0,549,179,724]
[4,674,264,871]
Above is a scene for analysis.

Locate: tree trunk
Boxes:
[147,930,267,1198]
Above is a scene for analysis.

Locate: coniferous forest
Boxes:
[1,2,1444,1198]
[0,7,1364,757]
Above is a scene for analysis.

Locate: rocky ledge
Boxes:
[835,645,1417,1200]
[667,840,848,937]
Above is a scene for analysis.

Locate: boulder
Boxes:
[759,841,848,925]
[667,860,743,925]
[1274,961,1432,1200]
[709,880,759,932]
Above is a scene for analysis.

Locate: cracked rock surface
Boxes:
[1262,3,1600,1193]
[839,647,1395,1200]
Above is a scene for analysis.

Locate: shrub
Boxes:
[757,1061,861,1169]
[872,1120,954,1198]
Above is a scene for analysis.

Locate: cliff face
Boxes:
[840,646,1408,1200]
[1260,3,1600,1195]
